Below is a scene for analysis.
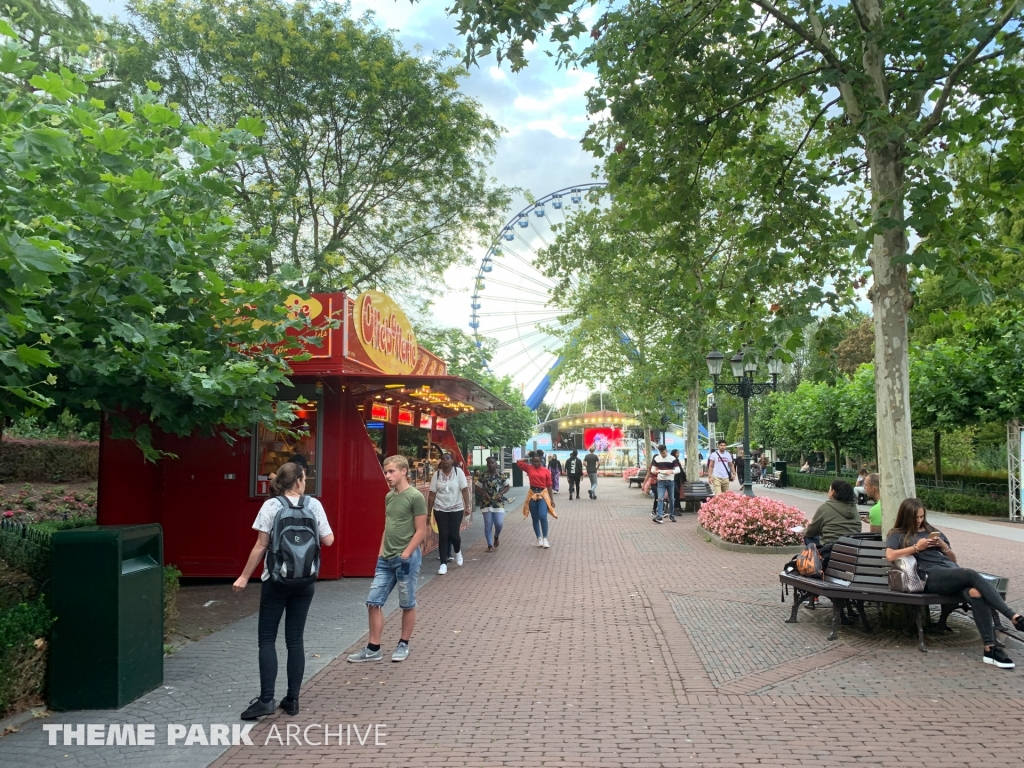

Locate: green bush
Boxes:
[0,517,96,584]
[163,565,181,640]
[0,438,99,483]
[0,598,54,716]
[917,488,1008,517]
[784,473,834,493]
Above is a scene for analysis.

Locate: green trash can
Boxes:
[774,461,788,488]
[49,524,164,710]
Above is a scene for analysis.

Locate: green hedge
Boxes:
[916,488,1008,517]
[163,565,181,639]
[784,472,1008,516]
[0,438,99,482]
[0,517,96,583]
[784,473,834,493]
[0,598,54,716]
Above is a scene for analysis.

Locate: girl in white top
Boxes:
[233,463,334,721]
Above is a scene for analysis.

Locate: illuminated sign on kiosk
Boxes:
[419,412,433,429]
[355,290,418,375]
[397,408,414,426]
[370,402,391,421]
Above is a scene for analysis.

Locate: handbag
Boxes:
[888,555,925,592]
[795,545,823,578]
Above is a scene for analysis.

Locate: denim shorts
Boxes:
[366,548,421,610]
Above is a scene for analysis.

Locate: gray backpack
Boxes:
[266,495,320,586]
[888,555,925,593]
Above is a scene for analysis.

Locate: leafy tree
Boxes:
[430,0,1024,530]
[123,0,510,298]
[416,326,536,454]
[0,26,305,457]
[835,318,875,377]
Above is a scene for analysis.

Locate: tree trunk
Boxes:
[832,440,841,475]
[867,142,917,533]
[686,384,700,484]
[934,430,942,483]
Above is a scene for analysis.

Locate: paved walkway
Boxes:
[6,481,1024,766]
[0,489,521,768]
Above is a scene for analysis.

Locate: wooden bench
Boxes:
[627,475,645,488]
[681,481,712,514]
[760,472,779,488]
[779,534,1011,652]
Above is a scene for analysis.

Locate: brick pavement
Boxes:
[8,481,1024,767]
[204,481,1024,767]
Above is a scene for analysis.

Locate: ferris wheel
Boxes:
[469,183,607,415]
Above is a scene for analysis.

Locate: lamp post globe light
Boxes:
[704,346,782,497]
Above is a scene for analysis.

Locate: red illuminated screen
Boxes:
[583,427,624,451]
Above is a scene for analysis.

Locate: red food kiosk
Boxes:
[96,290,508,578]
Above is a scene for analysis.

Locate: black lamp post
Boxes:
[705,346,783,496]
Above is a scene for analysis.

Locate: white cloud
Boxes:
[488,66,507,82]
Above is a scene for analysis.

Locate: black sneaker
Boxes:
[654,517,663,524]
[984,647,1015,669]
[241,697,276,720]
[669,515,677,522]
[279,696,299,716]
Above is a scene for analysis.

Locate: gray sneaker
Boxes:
[346,647,383,663]
[391,644,410,662]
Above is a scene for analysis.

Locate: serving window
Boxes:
[252,397,323,497]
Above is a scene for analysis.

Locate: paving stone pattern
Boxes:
[7,482,1024,767]
[0,491,505,768]
[207,482,1024,768]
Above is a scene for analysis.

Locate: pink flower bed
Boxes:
[698,492,805,547]
[622,467,640,479]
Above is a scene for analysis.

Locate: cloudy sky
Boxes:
[84,1,600,397]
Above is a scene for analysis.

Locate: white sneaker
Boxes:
[537,537,544,547]
[542,538,550,548]
[438,563,447,575]
[455,551,463,567]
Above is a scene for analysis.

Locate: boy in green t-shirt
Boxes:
[347,455,428,664]
[862,472,882,532]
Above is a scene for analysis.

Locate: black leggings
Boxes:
[434,509,463,562]
[258,579,315,701]
[567,475,581,497]
[926,568,1016,647]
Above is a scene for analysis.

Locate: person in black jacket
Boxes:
[564,450,583,500]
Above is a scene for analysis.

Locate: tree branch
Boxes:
[748,0,848,74]
[917,0,1024,139]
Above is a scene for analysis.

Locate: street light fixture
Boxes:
[705,345,782,497]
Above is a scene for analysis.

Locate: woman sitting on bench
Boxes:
[885,497,1024,670]
[803,479,861,576]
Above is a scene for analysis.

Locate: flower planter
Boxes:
[698,525,804,555]
[696,492,806,553]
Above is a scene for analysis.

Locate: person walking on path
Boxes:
[517,451,556,548]
[708,440,734,495]
[649,445,680,523]
[584,447,600,499]
[548,454,562,494]
[426,451,471,575]
[475,456,510,553]
[348,455,428,664]
[234,462,335,720]
[884,497,1024,669]
[564,450,583,500]
[670,448,686,513]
